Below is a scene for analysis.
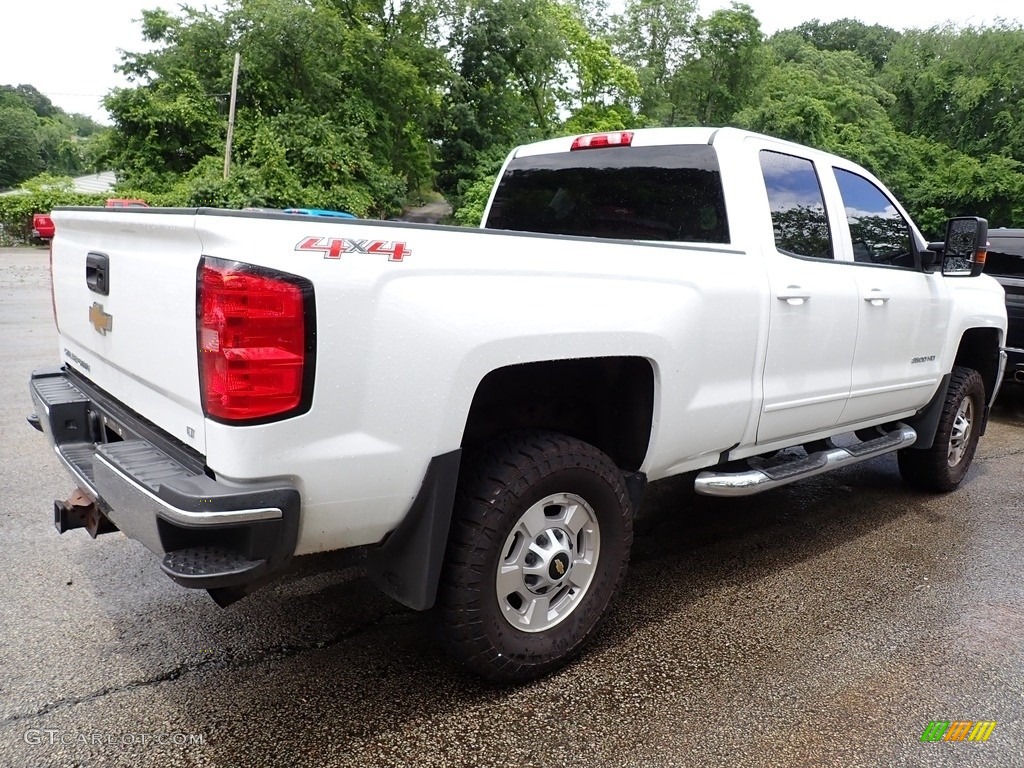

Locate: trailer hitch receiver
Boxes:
[54,488,118,538]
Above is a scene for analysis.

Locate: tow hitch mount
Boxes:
[54,488,118,538]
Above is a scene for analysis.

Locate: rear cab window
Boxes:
[485,145,729,244]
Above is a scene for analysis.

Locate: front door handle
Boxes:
[777,285,810,306]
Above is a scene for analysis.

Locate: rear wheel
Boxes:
[898,366,985,492]
[436,431,633,683]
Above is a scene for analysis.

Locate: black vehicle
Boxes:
[986,229,1024,382]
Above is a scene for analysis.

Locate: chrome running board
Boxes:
[694,425,917,497]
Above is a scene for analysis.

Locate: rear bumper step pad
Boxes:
[29,367,299,590]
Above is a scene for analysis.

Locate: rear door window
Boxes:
[485,145,729,243]
[759,150,833,260]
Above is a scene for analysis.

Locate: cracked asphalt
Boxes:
[2,246,1022,767]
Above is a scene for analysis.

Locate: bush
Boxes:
[453,174,497,227]
[156,154,406,218]
[451,147,508,227]
[0,188,110,245]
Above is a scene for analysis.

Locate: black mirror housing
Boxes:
[941,216,988,277]
[920,242,942,271]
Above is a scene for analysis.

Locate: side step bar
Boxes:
[694,425,917,497]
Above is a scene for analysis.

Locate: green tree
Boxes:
[104,0,444,216]
[36,118,88,176]
[0,84,56,117]
[553,2,639,114]
[435,0,568,201]
[736,36,1024,231]
[0,84,104,183]
[789,18,902,69]
[883,23,1024,164]
[104,71,222,190]
[437,0,640,211]
[735,41,894,149]
[0,106,42,188]
[612,0,697,123]
[675,2,767,125]
[884,133,1024,234]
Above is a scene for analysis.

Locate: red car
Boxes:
[105,198,149,208]
[31,213,55,242]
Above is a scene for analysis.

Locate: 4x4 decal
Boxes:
[296,236,411,262]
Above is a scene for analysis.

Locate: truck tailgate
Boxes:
[50,208,207,454]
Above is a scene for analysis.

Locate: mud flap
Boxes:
[365,449,461,611]
[904,373,951,450]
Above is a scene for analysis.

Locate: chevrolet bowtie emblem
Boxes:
[89,302,113,335]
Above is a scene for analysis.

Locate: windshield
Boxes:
[485,145,730,244]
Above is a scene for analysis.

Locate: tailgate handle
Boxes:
[86,252,109,296]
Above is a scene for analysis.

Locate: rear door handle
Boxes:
[777,285,810,306]
[864,289,890,306]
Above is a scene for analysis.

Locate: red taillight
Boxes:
[570,131,634,151]
[198,259,313,423]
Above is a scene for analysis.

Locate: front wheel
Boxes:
[898,366,985,492]
[436,431,633,683]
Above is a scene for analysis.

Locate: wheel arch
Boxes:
[953,327,1002,403]
[460,356,656,472]
[907,327,1002,449]
[365,357,654,614]
[898,365,986,491]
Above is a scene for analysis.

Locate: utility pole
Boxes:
[223,52,241,179]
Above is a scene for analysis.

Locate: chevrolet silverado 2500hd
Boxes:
[29,127,1008,682]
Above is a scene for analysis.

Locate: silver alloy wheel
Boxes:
[495,492,601,633]
[947,396,974,467]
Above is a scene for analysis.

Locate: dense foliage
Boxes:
[12,1,1024,234]
[0,85,106,189]
[99,0,448,217]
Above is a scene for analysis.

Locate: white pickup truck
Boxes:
[29,127,1007,682]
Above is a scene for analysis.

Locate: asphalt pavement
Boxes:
[1,246,1022,767]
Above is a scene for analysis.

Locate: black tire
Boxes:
[898,366,985,492]
[436,431,633,683]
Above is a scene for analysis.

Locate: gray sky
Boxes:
[2,0,1023,124]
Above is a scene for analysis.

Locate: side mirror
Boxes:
[941,216,988,277]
